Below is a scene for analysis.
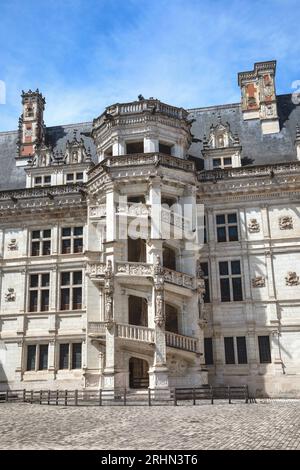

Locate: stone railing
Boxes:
[115,262,153,276]
[89,205,106,219]
[88,322,106,336]
[106,100,188,120]
[161,207,191,230]
[103,153,194,172]
[116,203,150,217]
[165,331,197,352]
[197,161,300,182]
[117,323,155,343]
[86,262,106,277]
[0,183,86,202]
[163,268,195,289]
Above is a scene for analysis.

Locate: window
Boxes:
[26,344,49,371]
[159,142,172,155]
[60,271,82,310]
[224,336,248,365]
[203,215,207,244]
[258,336,271,364]
[200,262,210,303]
[236,336,248,364]
[216,213,238,242]
[204,338,214,365]
[219,260,243,302]
[59,343,82,370]
[34,175,51,187]
[28,273,50,312]
[224,337,235,364]
[61,226,83,254]
[126,142,144,154]
[66,172,84,184]
[31,229,51,256]
[212,156,232,169]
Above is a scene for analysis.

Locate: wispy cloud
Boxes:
[1,0,300,130]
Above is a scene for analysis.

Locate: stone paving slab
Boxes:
[1,401,300,450]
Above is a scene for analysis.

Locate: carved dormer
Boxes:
[202,116,241,170]
[29,142,53,168]
[65,130,92,165]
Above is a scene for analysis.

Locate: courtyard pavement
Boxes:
[0,401,300,450]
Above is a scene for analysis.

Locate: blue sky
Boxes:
[1,0,300,131]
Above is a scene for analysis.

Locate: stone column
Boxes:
[48,339,56,379]
[102,261,116,390]
[149,178,162,240]
[144,133,158,153]
[15,340,24,383]
[106,188,117,243]
[149,256,169,390]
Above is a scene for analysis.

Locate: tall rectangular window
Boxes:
[204,338,214,365]
[219,261,243,302]
[31,229,51,256]
[26,345,36,371]
[200,262,210,303]
[29,273,50,312]
[61,226,83,254]
[216,213,238,242]
[72,343,82,369]
[60,271,82,310]
[38,344,49,370]
[58,343,82,370]
[26,344,49,371]
[236,336,248,364]
[258,336,271,364]
[224,337,235,364]
[59,344,69,369]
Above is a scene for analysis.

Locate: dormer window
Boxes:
[34,175,51,187]
[26,107,34,118]
[213,157,232,169]
[66,172,84,184]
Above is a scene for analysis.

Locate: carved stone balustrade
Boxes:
[86,262,106,278]
[88,322,106,337]
[117,323,155,343]
[163,268,195,289]
[165,331,198,352]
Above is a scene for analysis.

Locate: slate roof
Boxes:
[1,93,299,191]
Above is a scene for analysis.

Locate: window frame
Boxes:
[26,344,49,371]
[61,226,84,254]
[58,342,82,370]
[59,270,83,311]
[28,272,50,312]
[219,260,243,302]
[216,212,239,243]
[31,229,52,257]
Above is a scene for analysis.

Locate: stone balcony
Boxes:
[86,261,196,289]
[88,321,197,353]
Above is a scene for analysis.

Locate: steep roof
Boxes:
[1,93,299,191]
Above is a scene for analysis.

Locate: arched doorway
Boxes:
[129,357,149,389]
[165,303,179,333]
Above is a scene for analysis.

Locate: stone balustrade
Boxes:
[165,331,198,352]
[117,323,155,343]
[116,203,150,217]
[86,262,106,277]
[88,322,106,336]
[163,268,195,289]
[89,205,106,219]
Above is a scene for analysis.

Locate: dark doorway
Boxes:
[128,295,148,326]
[128,237,146,262]
[165,303,179,333]
[163,245,176,270]
[129,357,149,388]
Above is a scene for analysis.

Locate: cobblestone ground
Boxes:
[1,401,300,450]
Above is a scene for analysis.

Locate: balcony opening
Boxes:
[129,357,149,389]
[126,141,144,154]
[127,195,146,204]
[165,303,179,334]
[104,146,112,158]
[128,295,148,327]
[161,196,177,208]
[159,142,172,155]
[163,244,176,271]
[128,237,146,262]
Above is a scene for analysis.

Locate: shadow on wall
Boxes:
[0,340,9,392]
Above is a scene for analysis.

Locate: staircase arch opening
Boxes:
[165,303,179,333]
[128,295,148,327]
[129,357,149,389]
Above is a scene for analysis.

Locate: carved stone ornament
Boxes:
[251,276,265,288]
[279,216,293,230]
[104,260,114,322]
[5,288,16,302]
[7,239,18,251]
[153,255,165,327]
[248,218,260,233]
[285,272,300,286]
